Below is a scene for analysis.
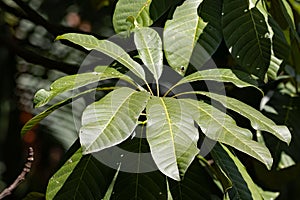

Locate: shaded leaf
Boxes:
[111,171,167,199]
[134,27,163,81]
[181,99,273,168]
[112,0,152,33]
[164,0,206,75]
[222,0,288,79]
[46,148,114,199]
[198,91,291,144]
[149,0,181,22]
[103,164,121,200]
[262,89,300,164]
[211,144,262,200]
[146,97,199,181]
[197,155,232,193]
[168,159,222,199]
[23,192,44,200]
[56,34,146,80]
[192,0,223,67]
[80,88,150,154]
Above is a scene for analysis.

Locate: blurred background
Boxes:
[1,0,300,199]
[0,0,114,198]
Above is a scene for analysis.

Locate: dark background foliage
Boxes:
[0,0,300,199]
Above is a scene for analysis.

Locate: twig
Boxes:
[0,147,34,200]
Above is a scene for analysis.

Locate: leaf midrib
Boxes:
[85,89,136,151]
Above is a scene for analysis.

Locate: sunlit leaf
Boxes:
[198,91,291,144]
[80,87,150,154]
[211,144,263,200]
[181,99,273,168]
[146,97,199,181]
[56,34,146,80]
[164,0,206,75]
[134,27,163,81]
[174,68,261,92]
[113,0,152,33]
[34,67,135,107]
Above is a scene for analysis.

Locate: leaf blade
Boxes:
[46,148,114,200]
[199,91,291,144]
[211,144,263,200]
[176,68,261,92]
[146,97,199,181]
[34,67,135,107]
[80,88,150,154]
[56,34,146,80]
[134,27,163,81]
[112,0,153,33]
[164,0,206,75]
[181,99,273,168]
[222,0,288,79]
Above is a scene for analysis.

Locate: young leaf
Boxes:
[56,34,146,80]
[46,149,114,199]
[146,97,199,181]
[112,0,152,33]
[198,91,291,144]
[222,0,288,80]
[211,144,263,200]
[164,0,206,75]
[181,99,273,169]
[34,67,135,107]
[134,27,163,82]
[80,87,150,154]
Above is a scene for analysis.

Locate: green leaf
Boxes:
[34,67,134,107]
[146,97,199,181]
[134,27,163,82]
[111,171,167,199]
[103,164,121,200]
[21,86,110,136]
[46,148,114,199]
[222,0,288,80]
[198,91,291,144]
[197,155,232,193]
[262,89,300,165]
[181,99,273,169]
[211,144,263,200]
[168,159,223,199]
[164,0,207,75]
[56,34,146,80]
[174,68,261,92]
[23,192,45,200]
[193,0,223,67]
[112,0,152,33]
[149,0,181,22]
[80,87,150,154]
